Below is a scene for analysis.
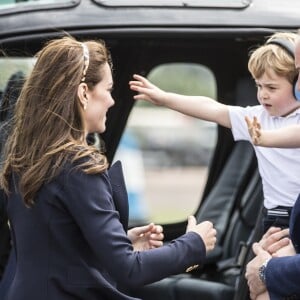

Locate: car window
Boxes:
[114,63,217,226]
[0,57,35,91]
[0,0,71,5]
[0,0,78,12]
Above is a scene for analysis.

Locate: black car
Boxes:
[0,1,300,299]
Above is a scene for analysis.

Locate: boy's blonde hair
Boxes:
[248,32,298,83]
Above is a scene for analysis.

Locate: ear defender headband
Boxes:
[266,38,300,101]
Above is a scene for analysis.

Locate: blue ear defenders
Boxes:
[267,38,300,101]
[294,82,300,101]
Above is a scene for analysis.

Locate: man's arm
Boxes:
[266,255,300,298]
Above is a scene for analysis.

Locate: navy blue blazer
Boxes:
[0,161,129,299]
[0,189,12,300]
[0,189,10,279]
[266,193,300,300]
[5,160,206,300]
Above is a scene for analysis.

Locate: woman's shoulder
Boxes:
[60,157,108,179]
[52,158,111,201]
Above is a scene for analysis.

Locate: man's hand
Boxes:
[245,243,271,299]
[258,227,290,255]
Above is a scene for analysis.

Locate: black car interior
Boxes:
[130,76,264,300]
[0,30,280,300]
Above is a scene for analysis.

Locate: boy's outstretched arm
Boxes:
[129,74,231,128]
[245,116,300,148]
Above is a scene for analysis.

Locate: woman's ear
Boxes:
[77,83,88,110]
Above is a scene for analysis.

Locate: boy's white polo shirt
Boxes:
[229,105,300,209]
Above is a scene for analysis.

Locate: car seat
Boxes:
[131,149,263,300]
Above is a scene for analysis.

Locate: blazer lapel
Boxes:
[108,161,129,232]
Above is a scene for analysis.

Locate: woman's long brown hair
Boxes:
[0,36,111,206]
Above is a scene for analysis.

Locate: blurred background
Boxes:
[114,63,218,226]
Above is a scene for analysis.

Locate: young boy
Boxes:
[245,35,300,300]
[245,111,300,300]
[129,31,300,233]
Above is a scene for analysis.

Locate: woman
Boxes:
[0,36,216,300]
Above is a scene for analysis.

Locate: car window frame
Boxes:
[0,0,79,16]
[93,0,251,9]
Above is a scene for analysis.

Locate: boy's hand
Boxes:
[129,74,167,105]
[245,116,262,145]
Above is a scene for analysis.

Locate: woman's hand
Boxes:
[185,216,217,253]
[128,223,164,251]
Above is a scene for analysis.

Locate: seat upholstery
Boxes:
[131,142,263,300]
[196,140,258,264]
